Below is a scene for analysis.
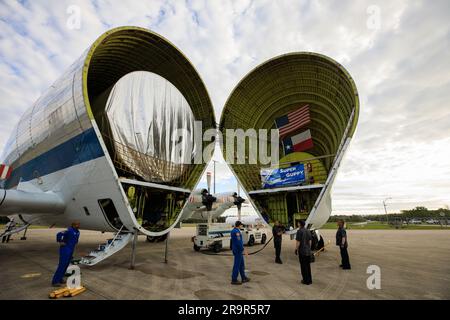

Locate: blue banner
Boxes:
[261,163,306,188]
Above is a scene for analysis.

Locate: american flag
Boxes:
[275,104,311,139]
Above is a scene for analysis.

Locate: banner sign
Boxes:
[261,163,306,188]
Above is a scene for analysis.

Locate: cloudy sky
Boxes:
[0,0,449,214]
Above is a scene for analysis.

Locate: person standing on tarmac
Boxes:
[230,221,250,285]
[272,221,284,264]
[52,221,80,287]
[295,220,312,285]
[336,219,351,270]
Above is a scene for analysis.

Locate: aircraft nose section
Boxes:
[219,52,359,229]
[84,27,216,237]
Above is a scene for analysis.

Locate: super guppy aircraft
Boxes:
[0,27,219,264]
[220,53,359,248]
[0,26,359,263]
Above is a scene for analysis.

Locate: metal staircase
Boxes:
[79,226,132,266]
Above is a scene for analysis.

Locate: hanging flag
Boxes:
[283,130,314,154]
[0,164,12,180]
[260,163,306,188]
[275,104,311,139]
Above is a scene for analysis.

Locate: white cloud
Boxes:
[0,0,449,214]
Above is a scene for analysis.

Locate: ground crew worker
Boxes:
[295,220,312,285]
[230,221,250,285]
[272,220,284,264]
[2,218,16,243]
[336,219,351,269]
[52,221,80,287]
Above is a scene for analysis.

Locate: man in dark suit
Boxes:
[295,220,312,285]
[336,219,351,270]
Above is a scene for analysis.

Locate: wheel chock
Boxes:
[63,286,86,297]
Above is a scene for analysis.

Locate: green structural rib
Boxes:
[220,52,359,229]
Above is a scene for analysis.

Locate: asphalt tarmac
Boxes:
[0,228,449,299]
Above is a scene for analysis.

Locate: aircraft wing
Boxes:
[185,201,234,221]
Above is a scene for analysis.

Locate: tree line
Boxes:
[2,206,448,226]
[329,206,450,222]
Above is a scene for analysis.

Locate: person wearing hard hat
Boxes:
[51,221,80,287]
[230,221,250,285]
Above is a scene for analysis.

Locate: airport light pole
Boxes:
[206,172,212,193]
[383,197,392,225]
[237,181,241,221]
[212,160,217,194]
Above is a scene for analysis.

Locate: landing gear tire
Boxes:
[261,234,267,244]
[193,244,201,252]
[212,243,221,253]
[156,234,167,242]
[146,234,168,243]
[248,235,255,246]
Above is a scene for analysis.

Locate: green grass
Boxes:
[1,222,448,231]
[321,221,450,230]
[181,221,450,230]
[180,223,197,227]
[0,224,48,230]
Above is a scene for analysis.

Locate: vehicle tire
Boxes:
[212,243,221,253]
[193,244,201,252]
[156,234,167,242]
[248,235,255,246]
[261,234,267,244]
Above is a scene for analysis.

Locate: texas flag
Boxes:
[282,130,314,154]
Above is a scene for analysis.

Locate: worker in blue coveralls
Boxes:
[230,221,250,285]
[52,221,80,287]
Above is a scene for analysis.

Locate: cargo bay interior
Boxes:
[220,53,359,229]
[84,28,216,233]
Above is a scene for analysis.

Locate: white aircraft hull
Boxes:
[0,27,216,238]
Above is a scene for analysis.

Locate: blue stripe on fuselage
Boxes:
[5,127,105,189]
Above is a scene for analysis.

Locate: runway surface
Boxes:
[1,228,449,299]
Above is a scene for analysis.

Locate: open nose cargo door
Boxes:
[219,52,359,231]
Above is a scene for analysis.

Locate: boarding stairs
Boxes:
[79,226,133,266]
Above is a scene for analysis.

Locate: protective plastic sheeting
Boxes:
[101,71,198,183]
